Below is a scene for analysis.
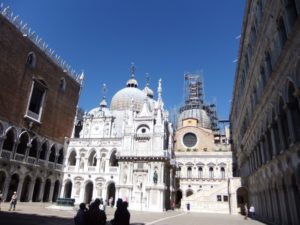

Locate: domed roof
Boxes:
[88,107,111,117]
[110,87,147,112]
[178,108,211,129]
[126,78,138,87]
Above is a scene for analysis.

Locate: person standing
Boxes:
[244,204,248,220]
[9,191,17,211]
[74,203,87,225]
[249,204,255,218]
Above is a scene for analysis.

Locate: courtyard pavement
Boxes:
[0,202,266,225]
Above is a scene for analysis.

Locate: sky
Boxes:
[3,0,245,121]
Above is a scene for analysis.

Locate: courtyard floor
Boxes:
[0,202,266,225]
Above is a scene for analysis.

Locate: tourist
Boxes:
[186,202,190,212]
[249,204,255,218]
[111,199,130,225]
[85,198,107,225]
[244,204,248,220]
[109,196,113,207]
[74,203,87,225]
[9,191,17,211]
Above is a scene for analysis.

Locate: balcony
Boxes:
[15,153,25,162]
[88,166,96,172]
[48,162,55,169]
[56,164,63,170]
[27,156,36,164]
[38,159,45,166]
[67,166,75,171]
[108,166,118,173]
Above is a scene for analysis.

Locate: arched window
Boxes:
[16,133,29,155]
[59,77,66,91]
[221,167,225,179]
[198,167,203,178]
[279,98,290,149]
[209,167,214,179]
[177,167,181,177]
[39,142,47,160]
[3,129,15,151]
[272,110,281,155]
[49,146,56,162]
[29,139,38,158]
[68,151,77,166]
[26,52,36,68]
[187,167,192,178]
[88,151,97,166]
[57,149,64,164]
[109,150,118,167]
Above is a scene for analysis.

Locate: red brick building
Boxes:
[0,7,82,203]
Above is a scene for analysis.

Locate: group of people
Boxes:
[74,198,130,225]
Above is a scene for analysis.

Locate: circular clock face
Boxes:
[183,132,197,147]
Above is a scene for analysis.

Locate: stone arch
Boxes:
[52,180,60,202]
[6,173,20,201]
[0,170,7,192]
[278,96,290,149]
[32,177,42,202]
[175,189,183,208]
[68,150,77,166]
[3,127,17,151]
[16,131,30,155]
[84,180,94,204]
[57,148,64,164]
[20,175,32,202]
[236,186,249,210]
[63,179,73,198]
[88,149,97,166]
[106,181,116,206]
[48,144,56,162]
[39,141,49,160]
[43,178,52,202]
[28,137,39,158]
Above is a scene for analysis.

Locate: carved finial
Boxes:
[101,83,107,99]
[146,73,150,86]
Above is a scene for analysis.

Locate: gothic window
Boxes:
[49,146,56,162]
[279,98,290,149]
[16,132,29,155]
[26,52,36,68]
[272,110,281,155]
[177,167,181,177]
[109,150,118,167]
[59,77,66,91]
[88,151,97,166]
[285,0,298,29]
[29,139,38,158]
[3,129,15,151]
[39,142,48,160]
[57,148,64,164]
[26,79,47,122]
[277,17,287,49]
[288,82,300,141]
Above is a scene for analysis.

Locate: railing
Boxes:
[15,153,25,161]
[56,164,63,170]
[88,166,96,172]
[67,166,75,171]
[109,167,118,173]
[48,162,54,169]
[27,156,36,164]
[38,159,45,166]
[1,150,12,159]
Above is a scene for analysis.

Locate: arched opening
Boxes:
[6,173,19,201]
[109,150,118,167]
[221,167,225,179]
[186,189,193,197]
[29,139,38,158]
[57,148,64,164]
[39,142,48,160]
[43,179,51,202]
[88,151,97,166]
[16,133,29,155]
[49,146,56,162]
[175,190,182,208]
[84,182,93,204]
[236,187,249,214]
[0,171,6,192]
[64,180,72,198]
[52,180,60,202]
[20,175,31,202]
[68,151,77,166]
[198,167,203,178]
[288,82,300,142]
[279,98,290,149]
[187,166,192,178]
[106,182,116,206]
[272,110,281,155]
[209,167,214,178]
[3,129,15,151]
[32,177,42,202]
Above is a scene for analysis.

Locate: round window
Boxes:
[183,132,197,147]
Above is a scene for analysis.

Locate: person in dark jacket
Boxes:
[85,199,107,225]
[74,203,87,225]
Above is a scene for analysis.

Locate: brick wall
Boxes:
[0,15,81,144]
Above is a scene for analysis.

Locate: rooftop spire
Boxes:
[127,62,138,88]
[100,83,107,108]
[130,62,135,78]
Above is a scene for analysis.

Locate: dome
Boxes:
[88,107,111,117]
[110,87,147,111]
[178,108,211,129]
[126,78,138,87]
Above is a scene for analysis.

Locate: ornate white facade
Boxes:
[62,68,175,211]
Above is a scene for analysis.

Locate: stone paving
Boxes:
[0,202,266,225]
